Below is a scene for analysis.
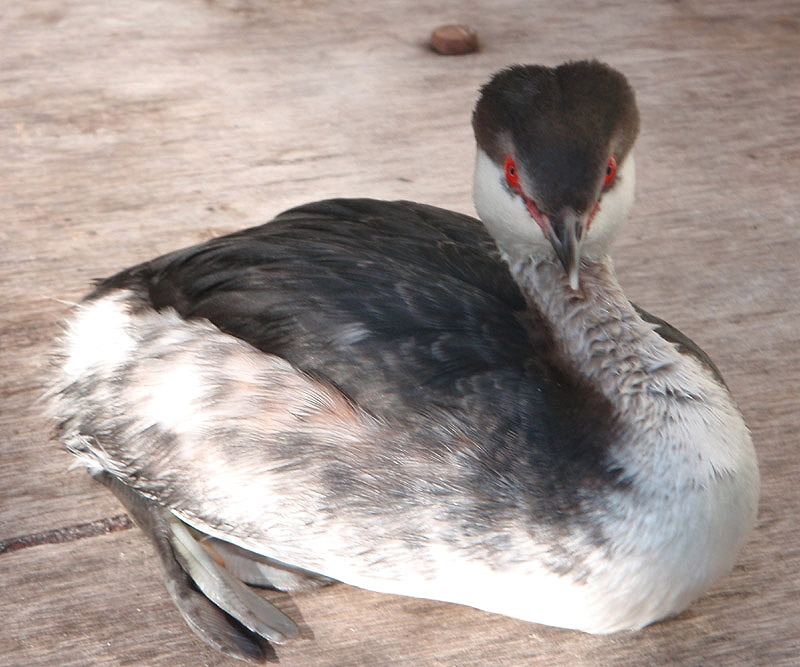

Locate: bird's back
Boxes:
[86,198,623,531]
[94,199,530,411]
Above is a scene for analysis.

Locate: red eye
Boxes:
[604,156,617,188]
[505,155,521,191]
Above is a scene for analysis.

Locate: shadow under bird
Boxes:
[48,60,760,662]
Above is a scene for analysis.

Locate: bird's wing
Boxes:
[91,199,536,417]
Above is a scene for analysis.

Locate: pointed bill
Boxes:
[549,211,584,290]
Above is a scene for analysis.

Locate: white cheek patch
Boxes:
[584,155,636,259]
[472,149,553,262]
[473,149,637,264]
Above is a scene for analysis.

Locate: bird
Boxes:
[48,60,759,663]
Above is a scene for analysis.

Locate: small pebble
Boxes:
[430,25,479,56]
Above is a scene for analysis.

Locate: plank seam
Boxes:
[0,513,134,555]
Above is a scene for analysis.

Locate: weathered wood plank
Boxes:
[2,0,799,664]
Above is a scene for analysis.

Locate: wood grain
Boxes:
[2,0,798,665]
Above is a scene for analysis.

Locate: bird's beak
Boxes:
[549,210,585,290]
[520,193,587,290]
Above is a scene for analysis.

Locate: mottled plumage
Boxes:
[47,61,759,663]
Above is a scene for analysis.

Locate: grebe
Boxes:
[49,60,759,662]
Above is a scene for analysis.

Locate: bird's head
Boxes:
[472,60,640,289]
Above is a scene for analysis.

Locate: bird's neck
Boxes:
[511,255,682,398]
[509,254,754,486]
[509,255,757,617]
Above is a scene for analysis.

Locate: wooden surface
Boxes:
[2,1,798,665]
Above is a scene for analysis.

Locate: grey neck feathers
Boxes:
[512,257,686,399]
[509,255,754,484]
